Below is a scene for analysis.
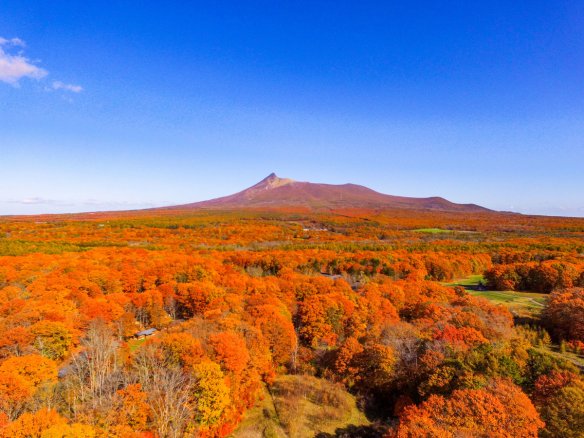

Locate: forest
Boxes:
[0,207,583,437]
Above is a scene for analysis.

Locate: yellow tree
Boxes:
[192,361,230,427]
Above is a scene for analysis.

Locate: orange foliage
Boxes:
[0,355,57,387]
[114,383,151,431]
[0,409,66,438]
[542,288,584,342]
[0,208,581,436]
[396,380,544,437]
[209,332,250,376]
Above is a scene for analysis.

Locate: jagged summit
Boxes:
[252,173,295,190]
[165,173,490,212]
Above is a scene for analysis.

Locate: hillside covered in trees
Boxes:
[0,207,583,437]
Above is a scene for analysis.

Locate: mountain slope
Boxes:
[164,173,490,212]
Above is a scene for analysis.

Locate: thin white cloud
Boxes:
[6,197,160,208]
[52,80,83,93]
[0,37,25,47]
[0,38,47,85]
[8,197,60,205]
[0,37,82,92]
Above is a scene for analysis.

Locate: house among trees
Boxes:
[320,273,343,280]
[134,328,157,339]
[57,366,72,379]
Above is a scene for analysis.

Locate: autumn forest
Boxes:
[0,202,582,438]
[3,0,584,436]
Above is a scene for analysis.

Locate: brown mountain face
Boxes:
[165,173,490,212]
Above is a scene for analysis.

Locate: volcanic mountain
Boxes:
[165,173,490,212]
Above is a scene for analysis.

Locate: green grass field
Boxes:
[127,338,147,352]
[445,275,547,318]
[412,228,453,234]
[468,290,546,316]
[444,276,584,371]
[445,274,484,286]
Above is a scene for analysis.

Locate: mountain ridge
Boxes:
[162,173,491,213]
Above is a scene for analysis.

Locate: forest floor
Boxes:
[232,375,370,438]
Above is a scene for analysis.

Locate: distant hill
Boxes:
[163,173,490,213]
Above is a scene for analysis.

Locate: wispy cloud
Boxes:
[7,197,61,205]
[0,37,82,92]
[5,197,161,209]
[52,80,83,93]
[0,37,47,85]
[0,37,25,47]
[0,197,165,215]
[505,203,584,218]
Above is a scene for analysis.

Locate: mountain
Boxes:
[163,173,490,212]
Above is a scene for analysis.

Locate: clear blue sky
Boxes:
[1,1,582,216]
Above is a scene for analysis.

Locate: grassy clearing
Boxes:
[444,275,584,368]
[445,275,547,318]
[127,338,147,352]
[412,228,453,234]
[468,290,546,317]
[533,346,584,371]
[232,385,287,438]
[444,274,484,287]
[232,375,368,438]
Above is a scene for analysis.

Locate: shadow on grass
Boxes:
[314,424,386,438]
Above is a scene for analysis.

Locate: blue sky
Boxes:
[0,1,583,216]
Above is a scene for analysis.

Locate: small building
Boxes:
[320,273,343,280]
[58,366,72,379]
[134,328,157,339]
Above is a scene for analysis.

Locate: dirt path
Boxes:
[528,298,544,307]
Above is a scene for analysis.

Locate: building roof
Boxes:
[135,328,157,337]
[58,366,71,378]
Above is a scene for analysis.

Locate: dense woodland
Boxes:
[0,208,583,437]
